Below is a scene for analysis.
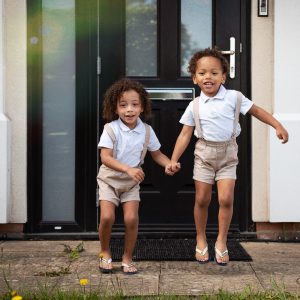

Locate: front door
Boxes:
[98,0,252,234]
[27,0,251,235]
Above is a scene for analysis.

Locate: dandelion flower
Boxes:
[12,295,23,300]
[79,278,89,286]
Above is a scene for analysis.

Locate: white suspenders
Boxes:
[192,91,243,139]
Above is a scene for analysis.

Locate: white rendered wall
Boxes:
[270,1,300,221]
[0,0,11,223]
[251,0,274,221]
[3,0,27,223]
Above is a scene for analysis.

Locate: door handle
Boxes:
[221,37,235,79]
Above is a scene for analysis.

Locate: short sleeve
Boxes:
[179,101,195,126]
[240,93,254,115]
[98,128,114,149]
[147,126,161,151]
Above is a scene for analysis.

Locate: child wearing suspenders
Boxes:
[97,79,176,274]
[167,48,288,265]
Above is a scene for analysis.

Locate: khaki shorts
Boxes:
[97,165,140,206]
[193,138,238,185]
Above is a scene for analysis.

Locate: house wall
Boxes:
[0,0,27,226]
[251,0,300,239]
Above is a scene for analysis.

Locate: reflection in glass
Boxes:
[126,0,157,76]
[42,0,75,221]
[181,0,212,76]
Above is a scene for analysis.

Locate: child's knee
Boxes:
[124,214,139,228]
[100,213,115,226]
[218,194,233,208]
[195,195,211,208]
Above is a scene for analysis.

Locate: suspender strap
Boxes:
[139,123,150,166]
[104,122,150,166]
[104,123,117,157]
[193,97,202,138]
[232,91,243,138]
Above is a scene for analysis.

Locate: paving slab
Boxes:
[0,240,299,296]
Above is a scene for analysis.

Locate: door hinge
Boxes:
[97,56,101,75]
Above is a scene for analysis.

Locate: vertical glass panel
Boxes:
[42,0,75,221]
[181,0,212,76]
[126,0,157,76]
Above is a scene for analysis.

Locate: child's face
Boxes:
[192,56,226,97]
[116,89,144,129]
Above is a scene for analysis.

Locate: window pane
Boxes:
[42,0,75,221]
[181,0,212,76]
[126,0,157,76]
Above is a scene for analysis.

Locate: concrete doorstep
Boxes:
[0,240,299,297]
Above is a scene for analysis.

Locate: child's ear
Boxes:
[192,75,197,84]
[222,73,226,84]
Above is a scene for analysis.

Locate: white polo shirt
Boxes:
[180,85,254,142]
[98,118,161,167]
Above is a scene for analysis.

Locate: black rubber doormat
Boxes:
[110,239,252,261]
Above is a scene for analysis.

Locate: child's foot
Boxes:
[214,242,229,266]
[121,261,138,275]
[99,253,113,273]
[195,244,209,264]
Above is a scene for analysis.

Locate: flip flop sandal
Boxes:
[99,254,113,274]
[214,245,229,266]
[195,245,209,264]
[121,262,138,275]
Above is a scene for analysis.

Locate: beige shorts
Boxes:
[193,138,238,184]
[97,165,140,206]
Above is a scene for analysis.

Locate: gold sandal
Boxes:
[99,253,113,273]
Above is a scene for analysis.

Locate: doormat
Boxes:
[109,239,252,261]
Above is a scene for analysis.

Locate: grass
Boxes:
[1,289,299,300]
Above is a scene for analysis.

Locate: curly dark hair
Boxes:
[102,78,151,122]
[188,47,229,76]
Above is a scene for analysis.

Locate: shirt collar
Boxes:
[117,117,143,133]
[200,84,227,103]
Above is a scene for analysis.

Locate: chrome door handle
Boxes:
[221,37,235,79]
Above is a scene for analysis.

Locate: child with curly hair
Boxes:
[97,78,177,274]
[167,48,288,266]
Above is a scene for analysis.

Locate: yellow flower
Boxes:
[12,296,23,300]
[79,278,89,286]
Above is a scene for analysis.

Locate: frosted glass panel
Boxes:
[42,0,75,221]
[126,0,157,76]
[181,0,212,76]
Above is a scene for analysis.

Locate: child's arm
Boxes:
[100,148,145,182]
[170,125,194,170]
[248,104,289,143]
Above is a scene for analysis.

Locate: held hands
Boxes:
[126,167,145,183]
[276,124,289,144]
[165,161,181,176]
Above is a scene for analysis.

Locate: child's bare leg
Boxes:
[122,200,139,272]
[99,200,116,260]
[216,179,235,263]
[194,180,212,261]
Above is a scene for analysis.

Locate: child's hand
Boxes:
[165,164,174,176]
[276,125,289,144]
[165,161,181,176]
[126,167,145,183]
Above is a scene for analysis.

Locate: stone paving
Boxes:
[0,240,299,296]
